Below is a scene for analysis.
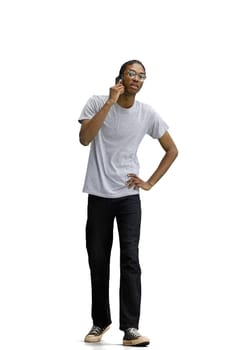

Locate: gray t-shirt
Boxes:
[79,95,169,198]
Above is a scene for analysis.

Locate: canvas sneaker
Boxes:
[84,325,110,343]
[123,328,150,346]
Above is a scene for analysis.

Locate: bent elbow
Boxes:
[79,136,90,146]
[168,145,178,161]
[79,129,90,146]
[172,146,179,161]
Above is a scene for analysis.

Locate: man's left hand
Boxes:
[126,174,152,191]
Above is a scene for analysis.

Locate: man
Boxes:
[79,59,178,346]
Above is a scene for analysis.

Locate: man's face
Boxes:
[122,63,146,95]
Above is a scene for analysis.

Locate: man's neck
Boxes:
[117,94,135,109]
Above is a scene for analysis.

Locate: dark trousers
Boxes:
[86,194,142,331]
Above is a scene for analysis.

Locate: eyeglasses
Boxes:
[127,69,146,81]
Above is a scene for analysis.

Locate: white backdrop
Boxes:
[1,1,232,350]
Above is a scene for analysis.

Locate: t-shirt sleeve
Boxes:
[78,95,106,123]
[147,108,169,139]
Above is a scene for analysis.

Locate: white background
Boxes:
[0,1,233,349]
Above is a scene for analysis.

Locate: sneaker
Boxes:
[84,325,110,343]
[123,328,150,346]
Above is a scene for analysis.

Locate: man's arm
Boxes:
[79,81,124,146]
[79,101,114,146]
[127,131,178,190]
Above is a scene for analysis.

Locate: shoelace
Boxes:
[89,326,102,335]
[126,328,141,337]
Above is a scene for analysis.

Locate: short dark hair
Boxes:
[115,59,146,83]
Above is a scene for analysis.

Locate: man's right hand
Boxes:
[108,80,125,104]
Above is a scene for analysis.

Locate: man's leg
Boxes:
[86,195,114,328]
[116,195,142,331]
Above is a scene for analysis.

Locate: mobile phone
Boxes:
[115,75,123,84]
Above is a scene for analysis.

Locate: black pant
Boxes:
[86,194,142,331]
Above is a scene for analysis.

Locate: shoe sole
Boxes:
[84,325,110,343]
[123,337,150,347]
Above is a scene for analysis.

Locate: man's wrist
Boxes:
[106,98,115,107]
